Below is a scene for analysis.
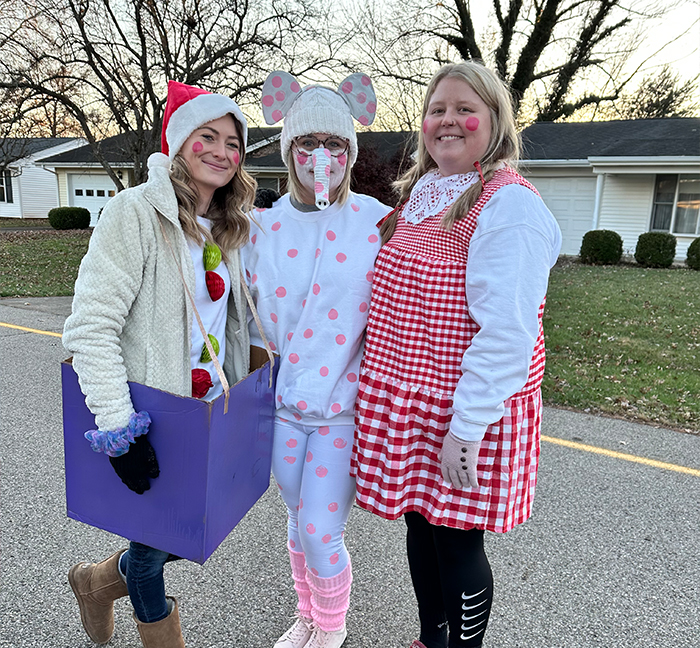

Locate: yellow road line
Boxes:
[0,321,62,338]
[541,434,700,477]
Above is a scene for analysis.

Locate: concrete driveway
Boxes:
[1,297,698,648]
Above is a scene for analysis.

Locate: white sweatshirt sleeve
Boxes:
[449,184,562,442]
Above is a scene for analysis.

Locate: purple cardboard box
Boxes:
[62,359,278,564]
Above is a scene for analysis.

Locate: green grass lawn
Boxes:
[543,259,700,433]
[0,218,52,228]
[0,230,698,432]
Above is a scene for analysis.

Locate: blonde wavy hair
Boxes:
[285,147,352,207]
[170,114,256,258]
[382,60,521,244]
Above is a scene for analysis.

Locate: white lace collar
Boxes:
[403,170,480,224]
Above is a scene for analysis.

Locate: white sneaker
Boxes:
[274,615,314,648]
[304,625,347,648]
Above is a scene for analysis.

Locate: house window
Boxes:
[0,171,13,203]
[86,189,94,196]
[97,189,105,197]
[651,174,700,236]
[75,189,83,196]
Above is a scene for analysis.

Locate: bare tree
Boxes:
[347,0,689,125]
[0,0,345,187]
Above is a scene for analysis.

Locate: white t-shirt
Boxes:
[241,193,390,425]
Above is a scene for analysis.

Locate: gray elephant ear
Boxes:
[261,71,303,124]
[337,73,377,126]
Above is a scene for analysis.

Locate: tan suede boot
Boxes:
[68,549,129,644]
[134,597,185,648]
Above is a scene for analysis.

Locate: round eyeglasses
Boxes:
[292,136,349,158]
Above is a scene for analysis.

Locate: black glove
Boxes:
[109,434,160,494]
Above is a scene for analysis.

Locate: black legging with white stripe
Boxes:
[405,512,493,648]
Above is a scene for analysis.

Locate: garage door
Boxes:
[68,173,117,226]
[527,177,597,255]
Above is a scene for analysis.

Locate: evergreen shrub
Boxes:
[579,229,623,265]
[686,237,700,271]
[634,232,676,268]
[48,207,91,230]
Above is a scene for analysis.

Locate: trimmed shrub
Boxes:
[686,238,700,271]
[579,230,623,265]
[48,206,91,230]
[634,232,676,268]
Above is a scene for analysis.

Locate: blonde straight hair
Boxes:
[382,61,521,244]
[170,114,256,258]
[285,148,352,207]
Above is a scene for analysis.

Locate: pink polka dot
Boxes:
[232,151,240,166]
[313,283,321,295]
[289,539,295,548]
[324,166,330,177]
[326,230,336,241]
[286,438,297,448]
[368,234,378,243]
[322,534,332,544]
[316,466,329,478]
[299,498,304,508]
[346,373,357,382]
[342,81,353,93]
[311,568,319,576]
[270,312,278,323]
[357,92,366,104]
[336,253,347,263]
[276,286,286,297]
[302,299,307,307]
[192,141,203,153]
[315,248,321,258]
[287,332,293,341]
[290,81,301,93]
[361,75,371,86]
[297,400,307,410]
[262,95,274,107]
[272,109,283,122]
[337,154,347,166]
[359,302,368,313]
[269,341,277,351]
[251,234,257,244]
[335,334,346,345]
[328,502,338,512]
[328,309,338,320]
[351,203,360,212]
[358,115,369,126]
[331,403,342,414]
[334,437,348,449]
[288,248,298,258]
[289,353,300,364]
[304,328,313,338]
[293,413,302,421]
[367,102,376,114]
[255,207,265,213]
[306,523,316,534]
[315,181,324,193]
[366,271,374,282]
[306,451,313,462]
[278,395,283,402]
[272,75,283,88]
[330,553,339,565]
[319,426,330,436]
[271,221,281,231]
[320,366,329,377]
[284,456,296,464]
[251,274,258,284]
[275,90,286,102]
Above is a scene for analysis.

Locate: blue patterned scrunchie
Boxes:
[84,411,152,457]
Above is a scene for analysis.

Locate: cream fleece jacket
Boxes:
[63,153,250,431]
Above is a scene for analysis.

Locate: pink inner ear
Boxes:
[465,116,479,131]
[192,141,203,152]
[232,151,240,166]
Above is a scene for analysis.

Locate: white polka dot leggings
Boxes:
[272,418,356,578]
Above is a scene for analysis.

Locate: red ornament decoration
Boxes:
[191,368,213,398]
[205,271,225,301]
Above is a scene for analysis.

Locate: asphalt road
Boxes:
[1,297,698,648]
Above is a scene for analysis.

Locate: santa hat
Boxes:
[161,81,248,160]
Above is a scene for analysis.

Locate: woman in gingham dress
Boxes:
[351,61,561,648]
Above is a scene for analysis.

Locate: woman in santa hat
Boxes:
[241,71,390,648]
[63,80,256,648]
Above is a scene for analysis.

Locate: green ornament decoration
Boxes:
[200,333,220,363]
[203,243,222,271]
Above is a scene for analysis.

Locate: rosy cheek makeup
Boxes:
[232,151,240,166]
[192,141,203,153]
[297,154,309,165]
[465,116,479,131]
[337,154,347,167]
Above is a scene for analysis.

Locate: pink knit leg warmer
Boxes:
[306,561,353,632]
[289,549,312,619]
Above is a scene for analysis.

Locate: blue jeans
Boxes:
[119,542,181,623]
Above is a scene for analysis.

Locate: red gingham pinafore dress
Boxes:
[351,168,546,533]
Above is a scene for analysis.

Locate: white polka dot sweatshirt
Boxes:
[241,193,390,426]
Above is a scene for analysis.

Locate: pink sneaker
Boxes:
[274,615,314,648]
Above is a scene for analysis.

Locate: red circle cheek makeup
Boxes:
[192,141,203,153]
[465,116,479,131]
[233,151,240,166]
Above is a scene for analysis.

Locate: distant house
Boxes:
[0,138,85,219]
[520,118,700,258]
